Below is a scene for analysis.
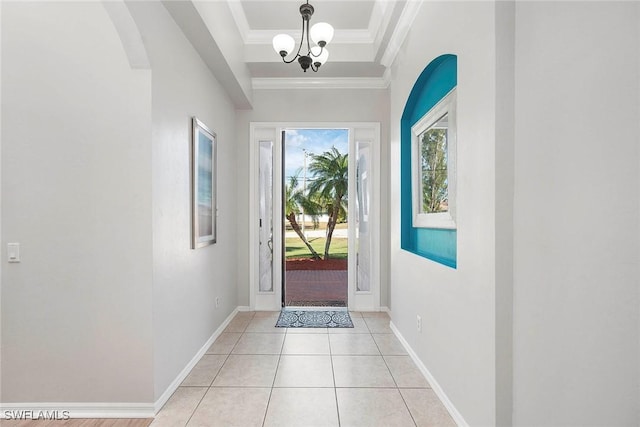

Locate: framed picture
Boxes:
[191,117,217,248]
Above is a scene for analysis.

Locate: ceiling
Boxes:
[240,1,375,30]
[163,0,416,106]
[228,0,410,86]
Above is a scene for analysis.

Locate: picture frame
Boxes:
[191,117,217,248]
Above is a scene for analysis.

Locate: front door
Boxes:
[282,129,349,307]
[250,122,380,312]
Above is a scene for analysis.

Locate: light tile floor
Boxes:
[151,311,456,427]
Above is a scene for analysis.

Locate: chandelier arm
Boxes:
[282,55,299,64]
[309,45,324,58]
[306,18,313,56]
[281,17,307,64]
[295,16,307,58]
[274,1,328,73]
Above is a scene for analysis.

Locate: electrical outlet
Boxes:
[215,297,220,308]
[417,315,422,333]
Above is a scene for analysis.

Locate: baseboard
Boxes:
[389,321,468,427]
[0,308,241,419]
[380,306,391,315]
[0,402,154,419]
[153,307,239,413]
[236,306,251,312]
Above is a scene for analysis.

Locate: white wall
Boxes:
[494,2,515,425]
[192,1,253,108]
[1,0,240,407]
[1,2,154,402]
[235,88,390,308]
[512,2,639,425]
[126,2,239,400]
[389,2,497,425]
[0,1,4,405]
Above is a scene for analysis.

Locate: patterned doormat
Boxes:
[275,308,354,328]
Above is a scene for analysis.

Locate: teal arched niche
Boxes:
[401,54,457,268]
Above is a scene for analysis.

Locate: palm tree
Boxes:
[285,170,322,260]
[307,147,348,260]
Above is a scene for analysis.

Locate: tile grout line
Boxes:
[397,388,419,427]
[165,386,394,394]
[166,312,420,427]
[328,323,342,427]
[261,314,287,427]
[180,312,254,426]
[373,319,419,427]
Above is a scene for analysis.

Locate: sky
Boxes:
[284,128,348,185]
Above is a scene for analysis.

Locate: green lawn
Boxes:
[284,221,348,231]
[285,237,348,259]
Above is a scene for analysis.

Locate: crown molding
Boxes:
[380,0,424,68]
[252,76,390,90]
[227,0,250,43]
[245,29,374,45]
[367,0,386,36]
[382,66,392,87]
[369,0,397,54]
[226,0,379,46]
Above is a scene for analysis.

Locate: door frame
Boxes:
[249,122,380,312]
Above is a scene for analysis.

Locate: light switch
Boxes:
[8,243,20,263]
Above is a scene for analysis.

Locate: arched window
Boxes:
[400,54,457,268]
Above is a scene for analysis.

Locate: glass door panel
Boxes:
[356,141,371,292]
[259,140,273,292]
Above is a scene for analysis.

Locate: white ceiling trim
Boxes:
[227,0,250,43]
[252,75,390,90]
[226,0,381,45]
[380,0,424,68]
[367,0,386,35]
[368,0,396,54]
[224,0,401,87]
[163,0,252,108]
[244,29,375,45]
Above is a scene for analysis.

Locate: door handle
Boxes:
[267,237,273,252]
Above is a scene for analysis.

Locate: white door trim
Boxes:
[249,125,282,311]
[249,122,380,312]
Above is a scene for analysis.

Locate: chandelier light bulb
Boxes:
[310,22,334,47]
[272,33,295,57]
[311,46,329,65]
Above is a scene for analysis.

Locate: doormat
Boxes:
[275,308,354,328]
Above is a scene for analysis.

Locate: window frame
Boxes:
[411,88,457,230]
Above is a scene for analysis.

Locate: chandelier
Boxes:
[272,1,334,72]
